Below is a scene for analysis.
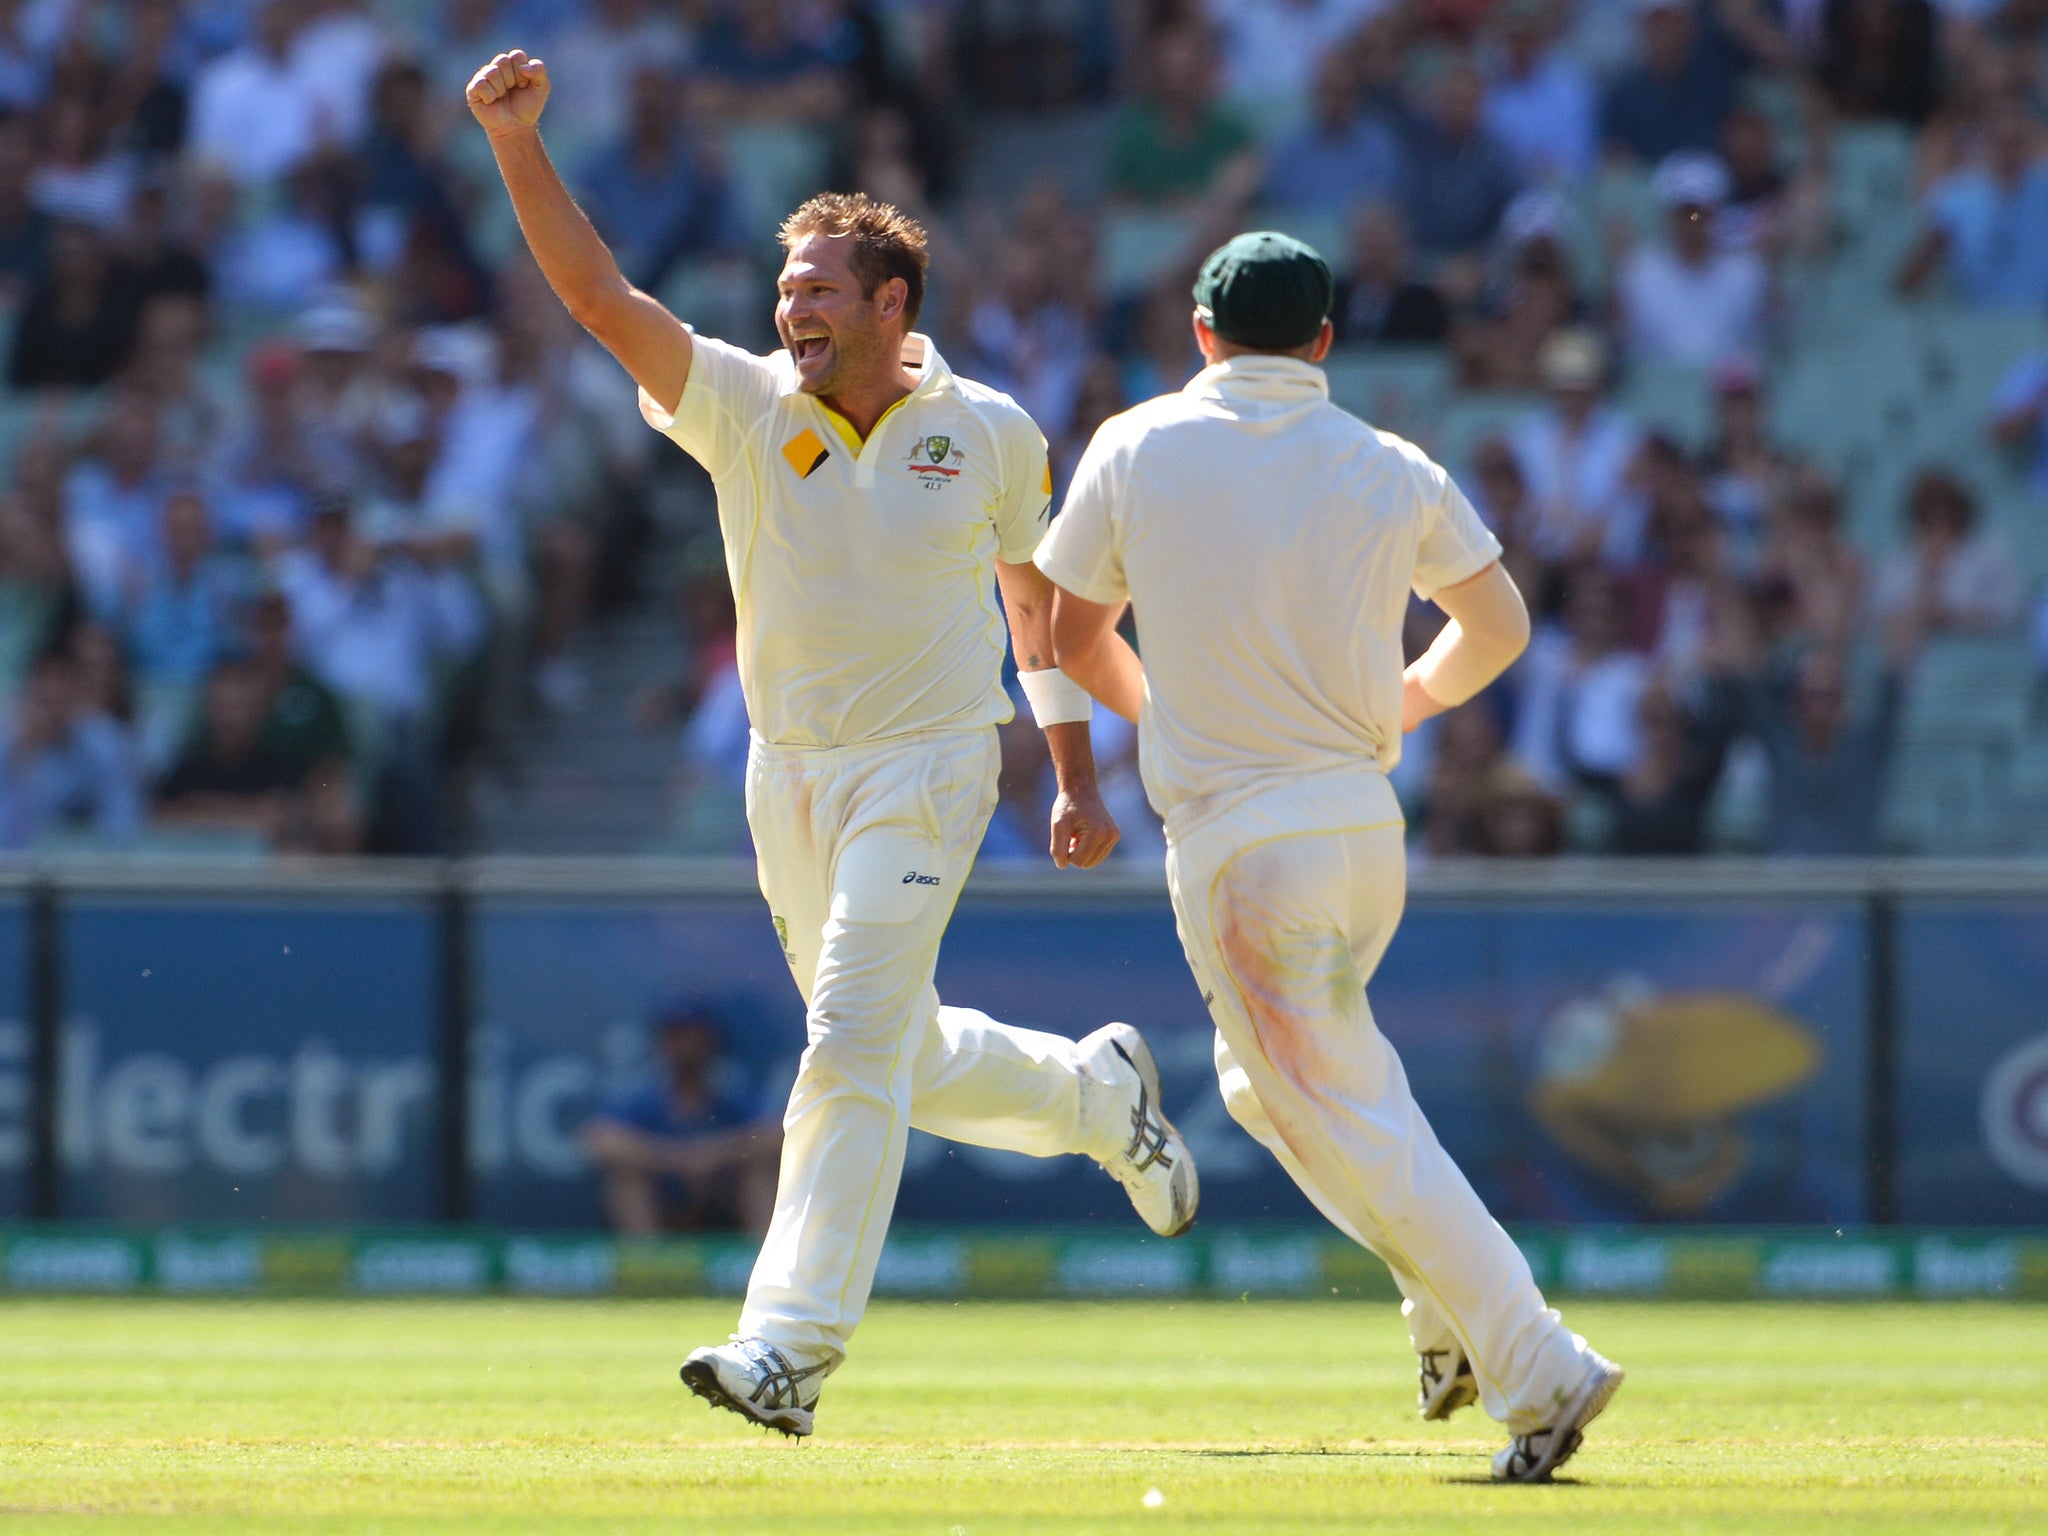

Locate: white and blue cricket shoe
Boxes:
[1418,1345,1480,1421]
[680,1337,828,1439]
[1492,1351,1625,1482]
[1078,1023,1199,1238]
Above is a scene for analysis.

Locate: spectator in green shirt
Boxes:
[1106,24,1259,206]
[243,588,359,852]
[247,589,351,768]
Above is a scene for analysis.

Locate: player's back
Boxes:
[1051,355,1499,837]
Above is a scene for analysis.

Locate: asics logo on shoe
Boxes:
[902,871,941,885]
[1419,1349,1452,1391]
[740,1342,827,1410]
[1112,1042,1174,1172]
[1418,1346,1478,1420]
[680,1338,828,1439]
[1491,1353,1623,1482]
[1085,1024,1198,1239]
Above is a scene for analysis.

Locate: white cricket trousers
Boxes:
[1166,769,1591,1434]
[738,725,1114,1369]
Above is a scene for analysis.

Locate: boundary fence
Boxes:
[4,856,2047,1230]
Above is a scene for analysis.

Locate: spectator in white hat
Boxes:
[1618,151,1768,368]
[293,299,380,494]
[1508,329,1646,564]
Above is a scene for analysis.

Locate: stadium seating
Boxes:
[1885,638,2042,852]
[719,124,834,243]
[1617,363,1715,451]
[2006,726,2048,851]
[1101,208,1201,297]
[1428,392,1544,479]
[1901,637,2035,746]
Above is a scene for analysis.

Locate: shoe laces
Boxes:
[733,1338,826,1410]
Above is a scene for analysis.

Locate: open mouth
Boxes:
[790,334,830,366]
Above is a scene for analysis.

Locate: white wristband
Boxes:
[1018,667,1094,727]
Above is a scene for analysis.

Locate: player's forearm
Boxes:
[485,125,693,411]
[1056,628,1146,723]
[485,126,630,325]
[1041,719,1100,795]
[1406,617,1527,723]
[1406,562,1531,726]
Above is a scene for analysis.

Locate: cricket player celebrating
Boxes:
[466,51,1196,1437]
[1037,233,1623,1483]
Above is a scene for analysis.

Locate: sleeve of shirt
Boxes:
[1411,454,1505,601]
[637,332,782,480]
[990,403,1054,564]
[1032,425,1128,605]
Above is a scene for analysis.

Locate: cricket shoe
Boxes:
[1078,1022,1199,1237]
[679,1337,828,1439]
[1491,1351,1625,1483]
[1417,1345,1479,1421]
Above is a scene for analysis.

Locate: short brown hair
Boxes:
[779,192,929,328]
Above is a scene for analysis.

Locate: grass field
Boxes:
[1,1298,2043,1534]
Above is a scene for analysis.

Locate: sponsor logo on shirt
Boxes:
[905,434,964,487]
[781,428,830,479]
[902,871,942,886]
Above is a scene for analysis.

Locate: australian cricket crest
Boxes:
[905,432,964,487]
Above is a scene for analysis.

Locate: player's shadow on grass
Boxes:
[1171,1448,1452,1462]
[1166,1451,1622,1484]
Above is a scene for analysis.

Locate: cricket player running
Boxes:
[466,51,1196,1436]
[1037,233,1622,1483]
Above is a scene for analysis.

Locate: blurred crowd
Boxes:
[2,0,2047,859]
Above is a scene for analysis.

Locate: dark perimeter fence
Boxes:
[2,857,2046,1299]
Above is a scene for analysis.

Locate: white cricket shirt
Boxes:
[1034,354,1501,839]
[641,332,1052,747]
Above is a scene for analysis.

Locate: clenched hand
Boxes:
[1050,783,1120,870]
[465,49,550,135]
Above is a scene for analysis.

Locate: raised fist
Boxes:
[465,49,550,135]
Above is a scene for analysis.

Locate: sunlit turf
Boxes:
[0,1296,2043,1533]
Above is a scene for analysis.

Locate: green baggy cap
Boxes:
[1193,230,1334,352]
